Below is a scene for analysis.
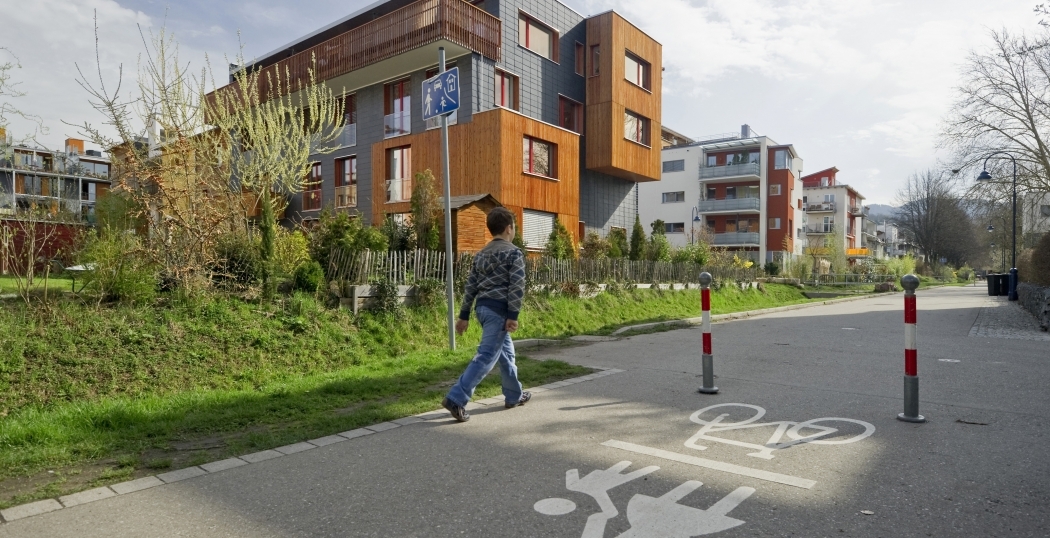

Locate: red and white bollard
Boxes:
[897,274,925,423]
[698,272,719,394]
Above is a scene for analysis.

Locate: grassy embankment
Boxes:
[0,283,812,507]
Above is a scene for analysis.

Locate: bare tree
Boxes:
[895,170,979,267]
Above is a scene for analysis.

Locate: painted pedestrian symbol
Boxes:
[685,404,875,460]
[422,66,460,121]
[534,461,754,537]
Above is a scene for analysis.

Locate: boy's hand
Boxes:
[455,319,469,335]
[504,319,518,333]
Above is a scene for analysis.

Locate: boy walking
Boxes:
[442,207,531,422]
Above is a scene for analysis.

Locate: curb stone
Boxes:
[0,367,623,525]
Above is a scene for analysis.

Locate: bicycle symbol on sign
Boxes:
[684,403,875,460]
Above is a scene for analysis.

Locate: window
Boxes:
[341,93,357,146]
[590,45,600,76]
[558,96,582,133]
[665,222,686,234]
[728,151,760,165]
[575,42,585,76]
[769,184,781,196]
[387,146,412,202]
[726,219,737,232]
[523,136,555,178]
[824,194,836,203]
[663,160,685,173]
[303,162,322,211]
[425,67,458,130]
[81,182,97,202]
[624,51,651,90]
[519,14,556,60]
[820,176,830,187]
[335,156,357,208]
[774,149,792,170]
[738,218,753,232]
[706,219,716,231]
[797,228,803,239]
[624,110,650,145]
[706,187,716,200]
[523,209,555,248]
[706,155,717,167]
[803,195,808,205]
[495,69,518,110]
[769,217,781,229]
[384,78,411,138]
[662,191,685,203]
[725,187,736,200]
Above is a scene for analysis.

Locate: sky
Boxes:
[0,0,1043,204]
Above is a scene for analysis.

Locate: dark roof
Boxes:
[440,193,501,210]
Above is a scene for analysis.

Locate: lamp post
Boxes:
[691,206,702,245]
[976,152,1019,301]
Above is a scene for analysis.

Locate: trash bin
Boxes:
[997,274,1010,296]
[987,273,998,296]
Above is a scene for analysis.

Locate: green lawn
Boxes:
[0,275,76,295]
[0,283,821,508]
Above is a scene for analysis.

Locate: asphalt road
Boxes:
[2,285,1047,537]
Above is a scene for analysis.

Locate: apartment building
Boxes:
[800,167,868,261]
[1022,192,1050,245]
[221,0,663,251]
[639,125,805,263]
[0,131,111,224]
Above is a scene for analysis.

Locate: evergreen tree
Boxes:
[608,227,628,258]
[629,215,646,261]
[544,220,577,259]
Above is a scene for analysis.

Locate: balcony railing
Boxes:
[699,162,761,180]
[806,202,835,212]
[698,197,761,212]
[302,189,322,211]
[848,205,865,216]
[335,185,357,208]
[220,0,501,103]
[806,223,835,234]
[712,232,760,245]
[386,178,413,203]
[847,248,870,257]
[384,110,412,139]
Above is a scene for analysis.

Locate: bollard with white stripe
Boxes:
[897,274,926,423]
[698,272,719,394]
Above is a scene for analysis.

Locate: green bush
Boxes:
[1024,232,1050,286]
[764,262,780,276]
[381,215,415,251]
[608,227,628,258]
[580,231,609,260]
[293,260,325,293]
[412,278,444,309]
[273,229,310,277]
[544,220,577,259]
[369,277,401,315]
[79,228,157,304]
[215,233,261,285]
[307,209,389,269]
[671,242,709,265]
[629,215,646,261]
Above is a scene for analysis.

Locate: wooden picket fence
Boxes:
[326,248,759,286]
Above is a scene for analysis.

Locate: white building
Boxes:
[800,167,868,263]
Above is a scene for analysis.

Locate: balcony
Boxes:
[806,202,835,212]
[335,185,357,208]
[848,205,866,216]
[220,0,501,104]
[712,231,760,246]
[699,162,761,182]
[806,223,835,234]
[698,197,761,213]
[384,110,411,139]
[847,248,870,257]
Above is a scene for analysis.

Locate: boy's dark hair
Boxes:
[487,207,516,236]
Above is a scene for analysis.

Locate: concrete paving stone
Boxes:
[476,397,503,405]
[545,381,572,388]
[58,486,116,508]
[157,466,207,484]
[274,442,316,455]
[392,416,424,426]
[365,422,401,432]
[337,428,375,439]
[464,402,484,411]
[526,387,549,393]
[200,458,249,473]
[108,476,163,495]
[0,499,63,522]
[414,410,448,421]
[308,435,349,447]
[239,450,284,464]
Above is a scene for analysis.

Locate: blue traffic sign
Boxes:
[422,67,460,121]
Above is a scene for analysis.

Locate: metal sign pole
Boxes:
[439,47,456,351]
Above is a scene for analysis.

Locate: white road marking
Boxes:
[534,497,576,515]
[602,440,817,489]
[616,483,755,537]
[938,359,960,363]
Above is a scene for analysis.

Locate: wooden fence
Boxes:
[326,248,759,286]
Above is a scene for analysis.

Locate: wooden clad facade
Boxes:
[584,12,662,182]
[371,107,580,243]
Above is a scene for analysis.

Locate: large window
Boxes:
[624,110,650,146]
[662,191,685,203]
[341,93,357,147]
[387,146,412,202]
[384,78,411,139]
[425,67,458,130]
[663,160,685,173]
[774,149,792,170]
[769,217,781,230]
[706,155,717,167]
[664,222,685,234]
[302,162,322,211]
[590,45,600,76]
[495,69,518,110]
[519,14,556,60]
[523,136,555,178]
[725,187,736,200]
[335,156,357,208]
[575,42,585,76]
[558,96,582,133]
[624,51,651,90]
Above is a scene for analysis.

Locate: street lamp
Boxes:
[976,152,1019,301]
[690,206,702,245]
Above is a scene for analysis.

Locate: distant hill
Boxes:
[865,203,897,222]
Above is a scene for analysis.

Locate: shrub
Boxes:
[764,262,780,276]
[544,220,577,259]
[80,228,157,304]
[671,242,709,265]
[215,233,261,285]
[1023,232,1050,286]
[412,278,444,309]
[645,233,671,262]
[629,215,646,261]
[308,209,389,269]
[273,229,310,277]
[608,227,628,258]
[380,215,415,251]
[369,277,401,315]
[293,260,325,293]
[580,231,609,260]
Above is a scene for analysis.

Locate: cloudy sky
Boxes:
[0,0,1042,204]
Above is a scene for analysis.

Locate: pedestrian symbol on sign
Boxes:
[422,66,460,121]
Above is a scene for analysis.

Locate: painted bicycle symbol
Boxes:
[684,404,875,460]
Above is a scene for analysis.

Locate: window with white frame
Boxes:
[768,217,781,229]
[624,110,650,145]
[387,146,412,202]
[523,136,555,178]
[519,14,556,60]
[664,222,685,234]
[662,160,685,173]
[774,149,792,170]
[662,191,685,203]
[706,155,717,167]
[769,184,781,196]
[624,51,651,90]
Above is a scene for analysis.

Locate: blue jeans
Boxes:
[446,305,523,407]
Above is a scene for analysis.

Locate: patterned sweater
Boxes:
[459,238,526,321]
